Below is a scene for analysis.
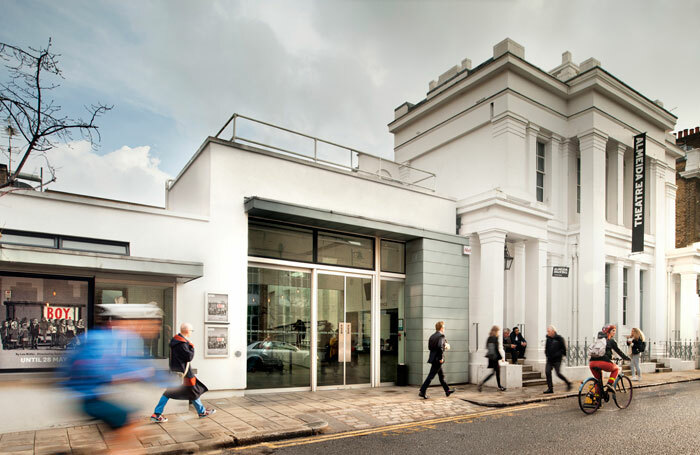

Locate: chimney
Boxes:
[696,127,699,134]
[493,38,525,59]
[685,129,689,137]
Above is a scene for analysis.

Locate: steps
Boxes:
[649,359,672,373]
[520,363,548,387]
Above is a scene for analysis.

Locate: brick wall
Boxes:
[675,158,700,248]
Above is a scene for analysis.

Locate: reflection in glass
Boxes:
[317,274,344,386]
[380,280,405,383]
[247,267,311,389]
[380,240,405,274]
[248,222,314,262]
[95,282,174,358]
[317,232,373,269]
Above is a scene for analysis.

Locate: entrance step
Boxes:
[522,365,533,373]
[522,378,548,387]
[656,367,672,373]
[522,371,542,380]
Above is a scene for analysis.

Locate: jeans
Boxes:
[630,354,641,378]
[154,394,205,415]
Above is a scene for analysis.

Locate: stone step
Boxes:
[522,365,533,372]
[522,372,542,380]
[656,367,672,373]
[522,378,548,387]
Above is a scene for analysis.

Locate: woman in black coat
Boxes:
[478,325,506,392]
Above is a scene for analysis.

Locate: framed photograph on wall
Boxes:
[205,292,229,323]
[204,324,229,358]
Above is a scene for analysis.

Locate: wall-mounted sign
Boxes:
[43,305,79,320]
[632,133,646,253]
[3,290,10,300]
[463,245,472,256]
[205,292,229,323]
[552,266,569,277]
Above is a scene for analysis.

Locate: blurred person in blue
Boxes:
[59,303,165,449]
[150,322,215,422]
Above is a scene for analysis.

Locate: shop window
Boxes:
[381,240,405,274]
[248,222,313,262]
[95,282,174,359]
[0,229,129,255]
[380,280,405,383]
[0,273,89,371]
[317,232,373,269]
[247,267,311,389]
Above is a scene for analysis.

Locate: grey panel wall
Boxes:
[405,238,469,386]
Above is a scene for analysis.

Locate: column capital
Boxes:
[666,182,678,199]
[551,133,565,144]
[478,229,507,245]
[578,128,608,153]
[526,123,540,134]
[616,142,627,156]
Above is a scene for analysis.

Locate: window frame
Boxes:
[536,141,546,202]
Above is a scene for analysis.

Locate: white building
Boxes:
[0,39,695,430]
[388,38,688,377]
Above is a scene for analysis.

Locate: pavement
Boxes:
[1,369,698,454]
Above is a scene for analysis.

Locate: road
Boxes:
[230,381,700,454]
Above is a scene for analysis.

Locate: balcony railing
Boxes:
[215,113,436,191]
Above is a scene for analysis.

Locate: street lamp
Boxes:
[504,244,514,270]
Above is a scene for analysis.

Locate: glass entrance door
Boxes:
[317,273,371,386]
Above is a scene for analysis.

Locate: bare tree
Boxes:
[0,38,111,191]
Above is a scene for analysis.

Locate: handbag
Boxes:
[486,343,497,360]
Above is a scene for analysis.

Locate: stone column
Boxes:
[666,182,677,250]
[630,262,641,329]
[611,262,624,329]
[577,129,608,338]
[650,160,668,346]
[550,134,564,219]
[513,241,526,329]
[524,239,547,365]
[475,229,507,356]
[616,143,626,225]
[679,272,699,340]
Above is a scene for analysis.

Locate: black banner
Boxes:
[632,133,646,252]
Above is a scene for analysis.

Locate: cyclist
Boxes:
[589,324,630,398]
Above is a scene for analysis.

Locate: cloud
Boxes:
[22,141,171,206]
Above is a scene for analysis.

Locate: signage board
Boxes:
[463,245,472,256]
[632,133,646,252]
[552,266,569,277]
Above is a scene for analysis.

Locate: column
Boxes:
[475,229,507,359]
[650,160,668,345]
[550,134,564,219]
[630,262,641,329]
[605,144,616,222]
[679,273,699,340]
[666,182,677,250]
[513,242,526,329]
[524,239,547,364]
[611,262,624,329]
[526,124,540,201]
[616,143,626,225]
[577,129,608,338]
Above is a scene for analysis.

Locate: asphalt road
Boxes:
[231,381,700,455]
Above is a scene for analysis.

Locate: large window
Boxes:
[95,281,174,359]
[536,142,545,202]
[380,280,404,383]
[248,221,313,262]
[247,267,311,389]
[317,232,373,269]
[381,240,405,274]
[1,273,89,371]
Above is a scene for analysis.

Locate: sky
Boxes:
[1,0,699,206]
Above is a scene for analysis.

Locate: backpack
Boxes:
[588,337,607,357]
[638,341,646,353]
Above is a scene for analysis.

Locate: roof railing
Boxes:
[215,113,436,191]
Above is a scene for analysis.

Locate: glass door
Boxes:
[317,273,371,387]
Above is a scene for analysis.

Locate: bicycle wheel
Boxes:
[613,375,633,409]
[578,378,601,414]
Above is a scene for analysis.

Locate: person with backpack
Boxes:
[626,327,646,381]
[543,325,572,394]
[589,325,630,392]
[477,325,506,392]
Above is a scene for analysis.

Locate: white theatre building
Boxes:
[388,38,690,378]
[0,38,696,429]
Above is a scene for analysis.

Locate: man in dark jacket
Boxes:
[510,327,527,360]
[543,325,571,393]
[418,321,455,399]
[151,323,215,422]
[503,328,518,364]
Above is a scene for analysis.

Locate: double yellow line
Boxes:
[235,402,546,451]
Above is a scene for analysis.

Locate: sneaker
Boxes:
[198,409,216,418]
[150,413,168,423]
[566,382,573,392]
[498,386,507,392]
[543,389,554,394]
[418,391,428,399]
[477,384,483,392]
[445,389,456,397]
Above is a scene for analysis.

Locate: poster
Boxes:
[205,293,229,323]
[205,325,229,357]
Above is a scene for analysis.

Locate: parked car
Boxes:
[246,341,310,372]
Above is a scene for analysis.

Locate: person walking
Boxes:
[478,325,506,392]
[418,321,455,399]
[626,327,646,381]
[543,325,571,394]
[151,323,216,422]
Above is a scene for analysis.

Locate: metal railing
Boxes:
[566,337,699,367]
[665,339,698,362]
[215,113,437,191]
